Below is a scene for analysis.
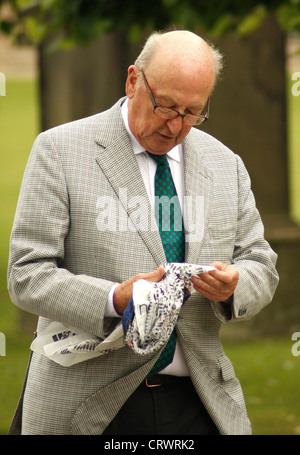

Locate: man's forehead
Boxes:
[146,70,208,109]
[144,35,215,95]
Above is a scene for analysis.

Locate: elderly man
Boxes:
[8,30,278,435]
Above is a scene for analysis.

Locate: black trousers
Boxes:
[103,375,219,435]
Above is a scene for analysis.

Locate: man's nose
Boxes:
[166,115,183,134]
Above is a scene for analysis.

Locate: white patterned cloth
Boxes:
[123,263,216,355]
[31,263,215,366]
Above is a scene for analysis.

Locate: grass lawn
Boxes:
[0,78,299,435]
[288,77,300,224]
[224,337,300,435]
[0,79,39,434]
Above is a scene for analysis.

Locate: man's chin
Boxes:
[146,135,177,154]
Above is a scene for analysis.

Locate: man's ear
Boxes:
[125,65,138,99]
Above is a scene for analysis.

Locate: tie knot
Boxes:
[146,151,168,167]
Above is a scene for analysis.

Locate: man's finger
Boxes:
[136,265,165,283]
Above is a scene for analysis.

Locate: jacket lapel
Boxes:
[183,134,213,264]
[95,103,166,267]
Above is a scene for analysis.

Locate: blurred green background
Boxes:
[1,3,300,435]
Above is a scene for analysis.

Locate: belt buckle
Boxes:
[145,377,161,388]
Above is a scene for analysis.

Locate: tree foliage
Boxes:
[0,0,300,48]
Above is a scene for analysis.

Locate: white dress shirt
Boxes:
[105,98,189,376]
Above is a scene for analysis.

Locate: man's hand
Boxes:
[191,261,239,302]
[113,265,165,315]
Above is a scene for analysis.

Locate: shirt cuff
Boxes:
[105,283,121,318]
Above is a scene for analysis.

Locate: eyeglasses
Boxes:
[139,68,210,126]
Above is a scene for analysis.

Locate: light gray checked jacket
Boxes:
[7,97,279,435]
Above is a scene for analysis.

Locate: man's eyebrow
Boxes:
[154,93,176,105]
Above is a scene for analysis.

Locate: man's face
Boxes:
[126,65,211,155]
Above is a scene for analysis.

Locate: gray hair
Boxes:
[134,31,224,87]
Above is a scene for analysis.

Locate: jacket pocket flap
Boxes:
[219,355,236,381]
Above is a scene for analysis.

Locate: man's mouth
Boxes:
[158,132,176,140]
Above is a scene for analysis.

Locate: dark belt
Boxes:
[143,374,190,388]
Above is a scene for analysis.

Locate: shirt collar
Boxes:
[121,98,181,163]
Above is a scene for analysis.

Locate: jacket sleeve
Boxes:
[7,132,116,338]
[211,154,279,323]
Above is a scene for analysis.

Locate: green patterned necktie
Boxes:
[147,152,185,377]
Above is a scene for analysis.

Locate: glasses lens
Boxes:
[154,107,208,125]
[188,116,207,126]
[155,106,177,119]
[184,116,202,125]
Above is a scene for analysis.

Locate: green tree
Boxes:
[1,0,300,46]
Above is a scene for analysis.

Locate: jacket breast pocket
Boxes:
[208,222,235,241]
[205,224,236,263]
